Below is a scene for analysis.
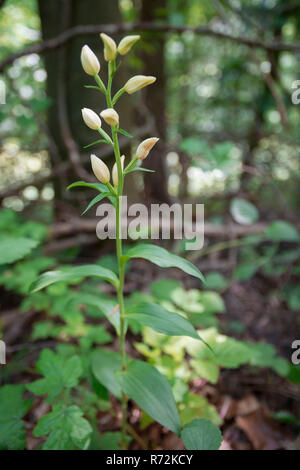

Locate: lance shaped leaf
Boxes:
[81,192,111,215]
[126,302,201,340]
[26,349,82,401]
[84,139,107,148]
[0,385,33,450]
[67,181,115,205]
[67,180,108,193]
[125,167,155,175]
[34,404,92,450]
[122,244,205,282]
[181,418,222,450]
[118,128,133,138]
[116,359,181,435]
[30,264,119,292]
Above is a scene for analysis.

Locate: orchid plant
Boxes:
[31,33,222,450]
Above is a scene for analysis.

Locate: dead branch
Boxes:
[0,123,152,201]
[1,22,300,73]
[50,217,269,239]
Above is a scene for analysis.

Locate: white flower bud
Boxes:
[112,155,125,186]
[90,154,110,184]
[100,33,117,62]
[117,35,140,55]
[136,137,159,160]
[82,108,101,130]
[80,45,100,76]
[100,108,119,127]
[124,75,156,95]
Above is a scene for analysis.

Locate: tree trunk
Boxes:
[139,0,170,204]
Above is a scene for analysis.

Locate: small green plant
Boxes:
[28,33,221,450]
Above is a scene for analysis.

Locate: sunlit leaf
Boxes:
[30,264,119,292]
[230,198,259,225]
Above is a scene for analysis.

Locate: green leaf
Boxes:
[190,359,219,384]
[84,85,102,90]
[126,302,201,340]
[123,244,205,282]
[0,385,33,450]
[31,264,119,292]
[204,272,228,291]
[286,285,300,311]
[84,139,107,148]
[181,419,222,450]
[118,128,133,138]
[92,349,123,398]
[179,393,221,427]
[98,432,131,450]
[233,262,258,281]
[27,350,82,401]
[34,404,92,450]
[150,278,182,301]
[264,221,300,242]
[116,359,181,435]
[67,180,108,193]
[80,293,121,333]
[230,198,259,225]
[0,237,38,265]
[125,167,155,175]
[81,192,111,215]
[272,411,300,426]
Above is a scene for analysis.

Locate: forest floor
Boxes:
[2,261,300,451]
[127,274,300,450]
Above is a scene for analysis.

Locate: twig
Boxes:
[1,22,300,73]
[0,123,152,201]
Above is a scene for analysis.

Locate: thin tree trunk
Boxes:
[140,0,170,204]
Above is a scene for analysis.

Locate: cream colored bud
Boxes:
[81,108,101,130]
[136,137,159,160]
[100,108,119,127]
[100,33,117,62]
[90,154,110,184]
[117,35,140,55]
[81,45,100,76]
[112,155,125,186]
[124,75,156,95]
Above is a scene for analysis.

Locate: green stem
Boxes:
[112,87,125,105]
[105,59,128,450]
[124,156,138,174]
[93,73,106,94]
